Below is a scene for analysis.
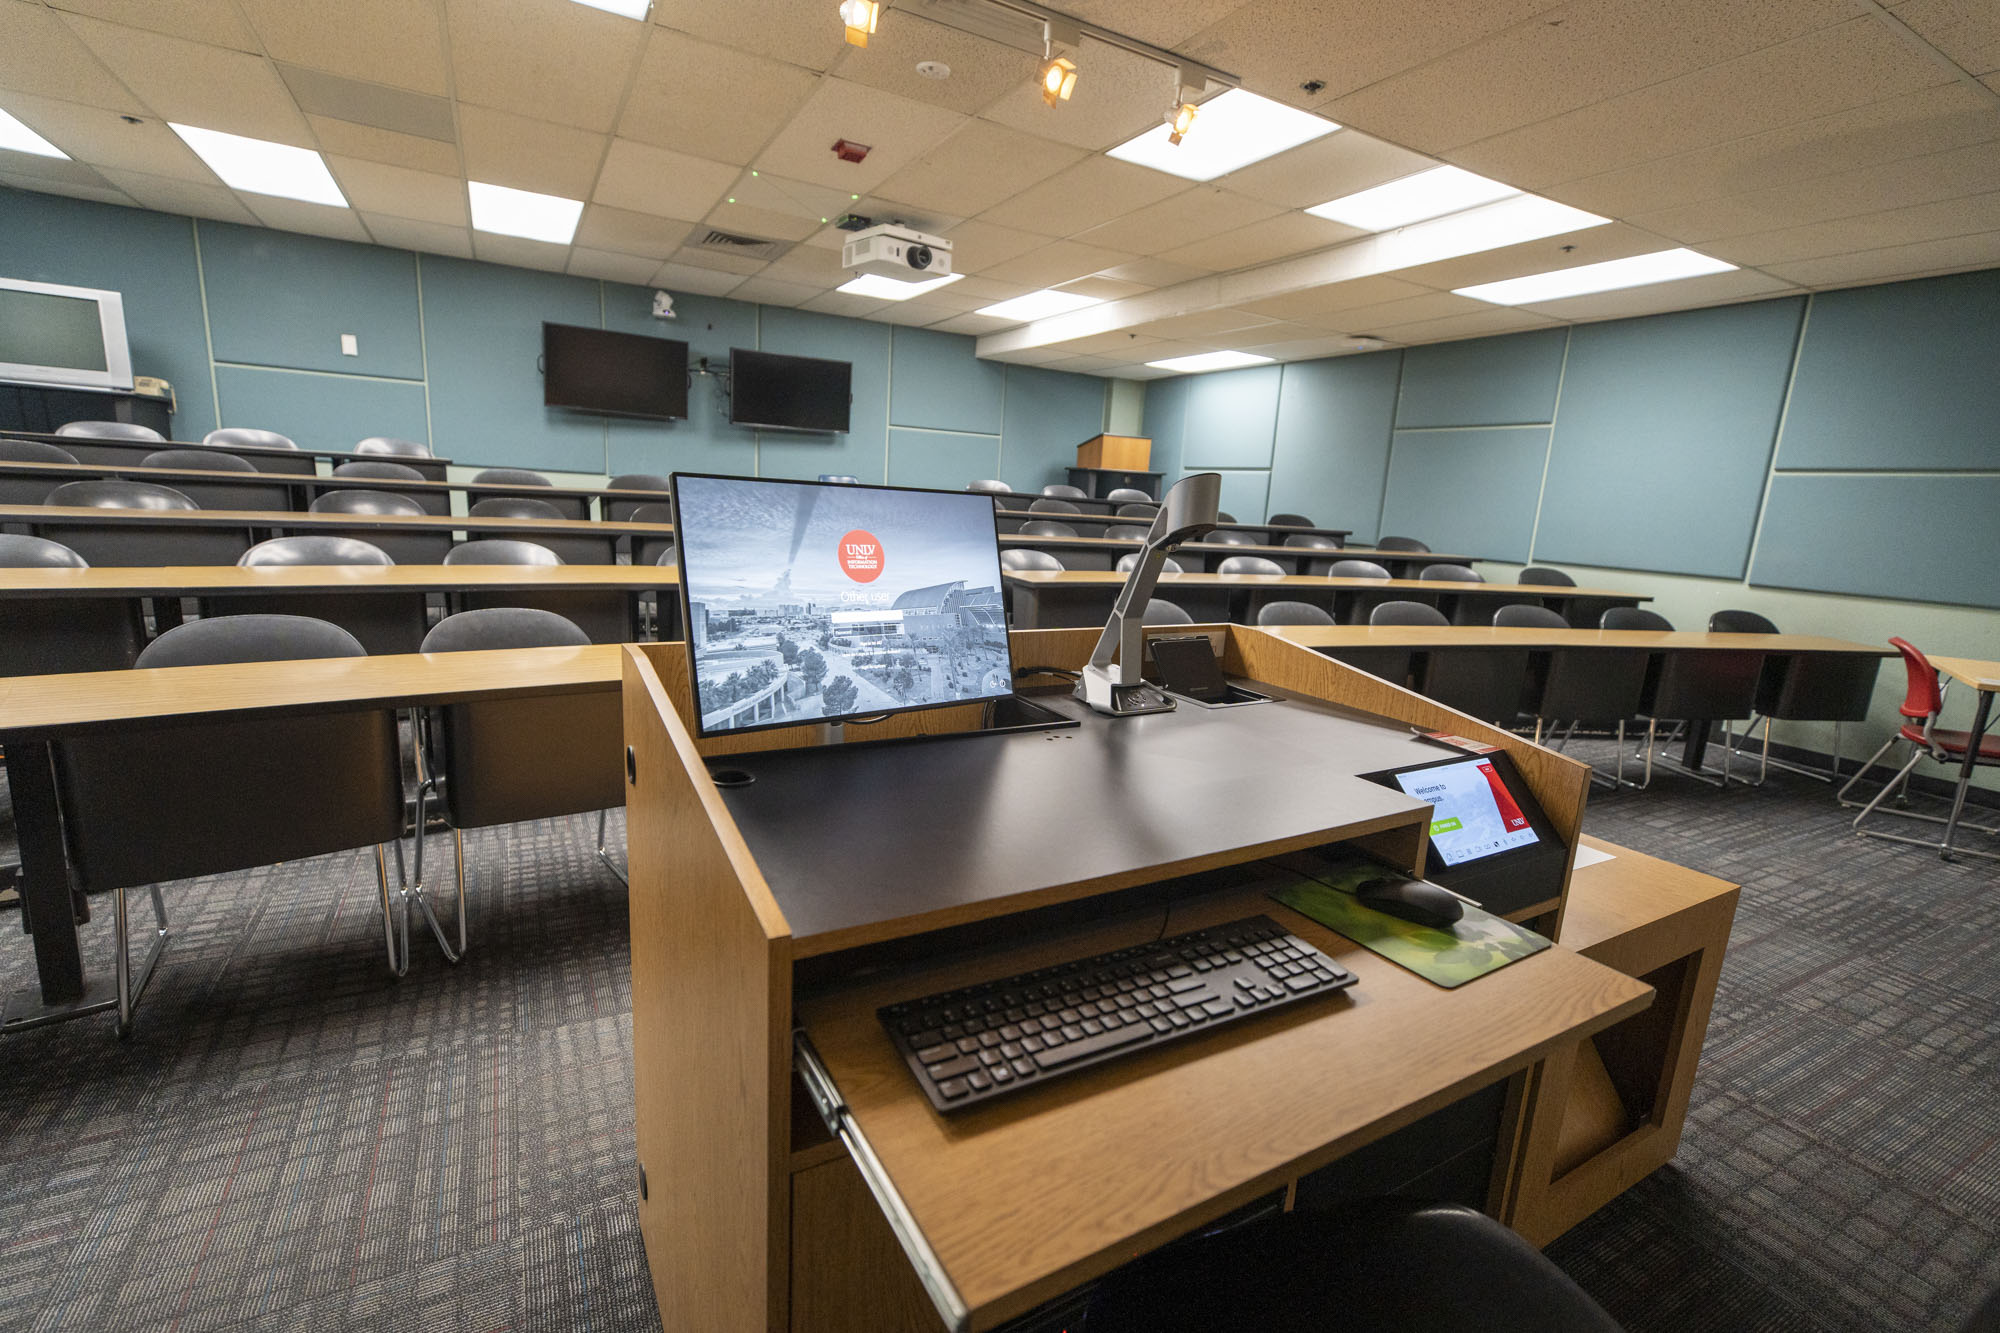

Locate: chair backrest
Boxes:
[1375,535,1430,552]
[309,488,424,516]
[203,427,297,450]
[1142,598,1193,626]
[1888,637,1943,720]
[627,502,675,524]
[1327,559,1391,579]
[353,436,433,457]
[818,474,860,484]
[470,496,566,520]
[144,447,256,472]
[1105,487,1152,503]
[1116,553,1180,573]
[1709,608,1778,634]
[471,467,552,486]
[1116,503,1158,518]
[444,539,562,565]
[333,459,427,481]
[0,438,78,464]
[609,473,672,493]
[1041,484,1088,499]
[421,607,590,653]
[653,543,679,566]
[1215,511,1236,523]
[1001,548,1064,571]
[54,420,163,441]
[1518,566,1576,587]
[138,613,366,668]
[1267,512,1315,528]
[1104,524,1150,540]
[0,533,87,567]
[45,478,196,510]
[1601,606,1672,631]
[965,479,1011,493]
[1206,530,1257,546]
[1019,520,1078,538]
[1493,604,1567,629]
[1029,497,1081,514]
[1418,563,1481,582]
[1283,534,1341,549]
[1257,601,1335,627]
[1371,600,1449,627]
[1218,555,1286,576]
[240,535,394,567]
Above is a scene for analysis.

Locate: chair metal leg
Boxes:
[113,883,170,1039]
[1838,733,1902,808]
[400,770,465,969]
[377,843,407,978]
[595,808,629,887]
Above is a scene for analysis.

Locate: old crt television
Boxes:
[541,322,688,419]
[672,474,1014,737]
[1360,750,1569,916]
[0,278,133,391]
[728,348,851,433]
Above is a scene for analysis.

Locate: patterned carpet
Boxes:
[0,756,1995,1332]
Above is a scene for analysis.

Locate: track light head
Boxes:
[1040,55,1078,107]
[1167,101,1197,145]
[838,0,879,47]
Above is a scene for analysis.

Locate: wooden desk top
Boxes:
[1932,656,2000,692]
[0,458,668,505]
[1559,836,1739,959]
[0,642,625,737]
[796,875,1652,1329]
[1004,570,1649,599]
[1261,626,1882,652]
[0,564,676,598]
[0,502,673,535]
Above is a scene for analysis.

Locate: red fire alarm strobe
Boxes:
[832,139,871,164]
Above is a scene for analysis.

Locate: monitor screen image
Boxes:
[729,348,852,433]
[673,474,1014,737]
[1391,757,1541,867]
[0,277,132,391]
[542,322,689,419]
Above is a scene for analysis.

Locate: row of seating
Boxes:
[38,421,435,456]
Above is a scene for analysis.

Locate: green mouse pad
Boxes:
[1270,859,1551,989]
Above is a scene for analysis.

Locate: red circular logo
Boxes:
[837,529,884,583]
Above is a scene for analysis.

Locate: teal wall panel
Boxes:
[887,427,1001,492]
[1212,470,1272,525]
[200,223,423,379]
[1534,298,1802,579]
[1394,327,1568,428]
[419,256,605,471]
[0,186,217,438]
[1268,351,1402,542]
[213,365,429,455]
[890,328,1004,435]
[1778,270,2000,471]
[999,365,1106,493]
[757,307,891,484]
[1752,474,2000,608]
[1145,376,1190,482]
[1379,427,1547,563]
[1180,365,1282,468]
[602,281,758,478]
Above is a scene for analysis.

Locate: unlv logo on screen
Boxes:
[837,529,884,583]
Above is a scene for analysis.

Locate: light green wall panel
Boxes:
[1379,427,1547,562]
[1268,352,1402,542]
[1180,365,1281,468]
[213,365,429,455]
[200,222,423,379]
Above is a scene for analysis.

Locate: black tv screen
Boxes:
[542,323,689,420]
[729,348,851,433]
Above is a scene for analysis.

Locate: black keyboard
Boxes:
[880,915,1357,1112]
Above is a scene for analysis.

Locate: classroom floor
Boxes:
[0,757,1996,1332]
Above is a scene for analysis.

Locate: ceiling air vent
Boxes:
[692,230,789,262]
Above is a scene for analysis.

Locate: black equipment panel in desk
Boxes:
[714,690,1439,952]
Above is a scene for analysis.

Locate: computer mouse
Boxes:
[1355,876,1464,928]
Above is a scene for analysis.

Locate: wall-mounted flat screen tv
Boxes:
[728,348,852,433]
[542,322,689,419]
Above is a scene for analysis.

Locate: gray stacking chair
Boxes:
[1220,553,1293,623]
[470,496,566,521]
[1028,497,1082,514]
[51,615,407,1031]
[1256,601,1335,627]
[1418,563,1482,582]
[1267,512,1315,528]
[1142,599,1193,626]
[202,427,297,450]
[305,488,441,561]
[1105,487,1152,503]
[626,503,676,567]
[1283,534,1342,550]
[44,479,239,566]
[1116,553,1180,573]
[1041,484,1088,499]
[1327,558,1395,625]
[818,474,860,483]
[0,534,144,676]
[1206,530,1257,546]
[354,436,433,457]
[966,479,1011,494]
[1019,520,1078,539]
[605,473,672,521]
[444,539,631,643]
[1116,503,1159,518]
[1375,535,1430,553]
[55,421,164,441]
[0,438,77,504]
[1215,511,1236,523]
[218,536,424,655]
[47,478,194,510]
[1603,607,1758,787]
[145,447,254,471]
[1369,601,1527,724]
[1519,566,1576,586]
[310,489,424,516]
[1218,555,1285,575]
[471,467,552,487]
[1709,608,1871,783]
[1498,603,1649,788]
[1,437,78,463]
[140,447,291,510]
[1104,525,1150,540]
[333,460,426,482]
[1000,549,1064,571]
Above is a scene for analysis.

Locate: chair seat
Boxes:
[1904,723,2000,760]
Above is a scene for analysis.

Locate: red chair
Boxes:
[1839,637,2000,855]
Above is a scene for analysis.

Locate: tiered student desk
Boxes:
[4,428,453,480]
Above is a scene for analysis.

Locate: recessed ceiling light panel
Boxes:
[1145,350,1274,373]
[169,123,346,207]
[468,181,584,244]
[1455,248,1738,305]
[836,272,964,301]
[0,107,67,160]
[1107,89,1337,182]
[1308,165,1519,231]
[571,0,651,18]
[976,289,1101,322]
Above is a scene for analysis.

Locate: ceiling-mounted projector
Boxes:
[841,223,953,281]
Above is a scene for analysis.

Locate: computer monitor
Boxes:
[672,473,1015,737]
[0,277,133,391]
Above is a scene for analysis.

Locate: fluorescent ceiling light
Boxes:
[169,123,346,206]
[1106,89,1337,182]
[1145,350,1274,374]
[1456,248,1738,305]
[1308,165,1519,231]
[976,289,1101,322]
[570,0,651,16]
[0,108,67,159]
[836,272,964,301]
[468,181,584,244]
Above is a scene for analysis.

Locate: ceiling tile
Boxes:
[278,65,455,142]
[240,0,449,95]
[979,239,1139,288]
[830,11,1040,115]
[62,13,313,142]
[667,244,767,276]
[979,156,1192,236]
[1094,256,1216,285]
[704,198,825,243]
[328,156,466,226]
[936,218,1054,269]
[1760,230,2000,286]
[0,149,114,187]
[753,77,966,195]
[1056,275,1149,299]
[757,243,850,285]
[95,166,257,222]
[1074,188,1283,254]
[928,311,1016,335]
[0,93,215,181]
[49,0,256,50]
[649,260,747,296]
[1361,307,1562,343]
[1385,220,1676,292]
[1325,290,1491,333]
[651,0,849,71]
[1063,0,1253,47]
[1037,354,1119,373]
[799,289,888,318]
[1160,210,1366,269]
[1513,267,1795,321]
[458,106,606,199]
[1892,0,2000,75]
[875,120,1085,218]
[620,30,818,162]
[978,36,1180,152]
[445,0,646,133]
[0,1,142,112]
[1234,274,1431,321]
[1046,330,1167,356]
[1237,332,1376,360]
[361,212,474,258]
[574,205,693,259]
[306,116,461,175]
[594,138,739,222]
[0,171,134,207]
[567,246,662,283]
[470,232,570,272]
[244,195,372,242]
[1123,308,1281,341]
[1702,190,2000,267]
[870,300,960,326]
[729,274,824,306]
[1214,129,1437,210]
